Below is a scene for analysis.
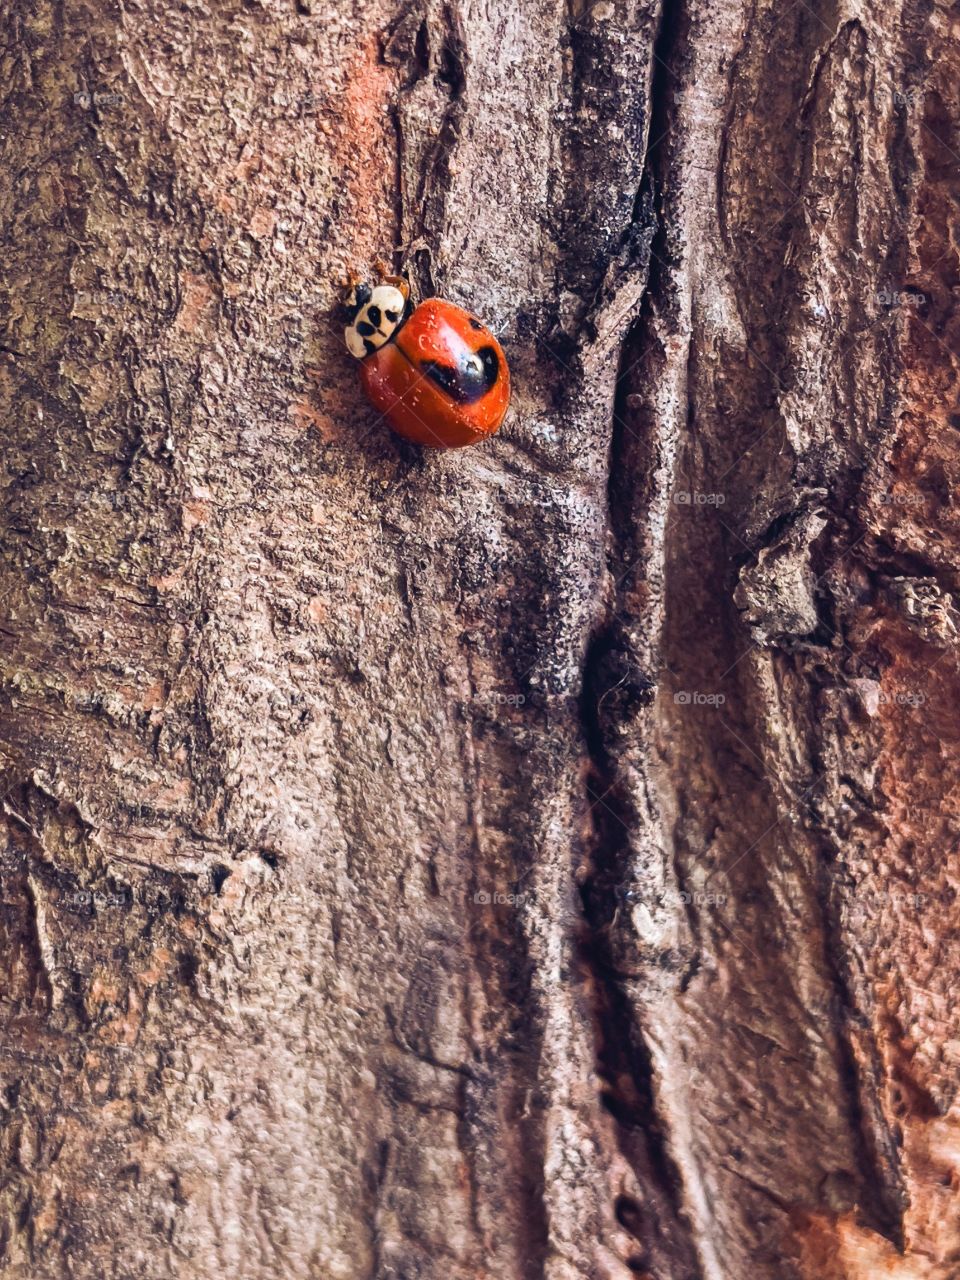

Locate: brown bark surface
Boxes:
[1,0,959,1277]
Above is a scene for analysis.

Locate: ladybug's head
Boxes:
[344,279,409,359]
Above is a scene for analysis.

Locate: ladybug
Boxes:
[344,276,510,449]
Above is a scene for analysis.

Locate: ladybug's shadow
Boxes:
[305,305,449,494]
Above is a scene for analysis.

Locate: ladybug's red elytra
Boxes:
[344,276,510,449]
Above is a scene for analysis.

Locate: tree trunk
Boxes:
[1,0,957,1276]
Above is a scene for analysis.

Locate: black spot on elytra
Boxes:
[367,305,381,326]
[469,316,483,330]
[344,281,372,322]
[357,320,376,336]
[421,344,500,404]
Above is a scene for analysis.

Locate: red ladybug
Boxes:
[344,277,510,449]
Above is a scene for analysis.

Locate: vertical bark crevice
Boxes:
[571,0,710,1272]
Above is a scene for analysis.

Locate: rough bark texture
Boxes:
[1,0,959,1277]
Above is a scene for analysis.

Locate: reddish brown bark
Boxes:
[1,0,959,1277]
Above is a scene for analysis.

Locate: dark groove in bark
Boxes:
[577,351,703,1277]
[573,0,708,1271]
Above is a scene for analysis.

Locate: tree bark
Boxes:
[1,0,958,1277]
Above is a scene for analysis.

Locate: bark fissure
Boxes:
[570,0,713,1274]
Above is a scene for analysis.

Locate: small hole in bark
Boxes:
[438,41,466,96]
[614,1193,644,1235]
[260,850,280,870]
[178,951,200,986]
[210,864,231,895]
[414,19,429,77]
